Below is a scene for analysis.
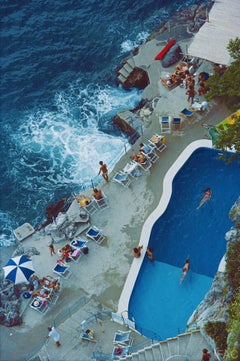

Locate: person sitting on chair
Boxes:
[76,194,91,207]
[92,188,102,200]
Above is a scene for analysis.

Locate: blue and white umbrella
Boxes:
[3,255,35,284]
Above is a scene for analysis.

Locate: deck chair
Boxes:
[30,297,49,314]
[86,226,105,245]
[69,249,82,262]
[70,239,88,255]
[172,117,183,130]
[140,143,159,164]
[112,171,132,188]
[83,200,98,215]
[53,263,71,278]
[133,158,152,172]
[123,162,141,179]
[148,134,167,152]
[94,192,109,210]
[179,108,196,124]
[160,116,171,133]
[113,330,133,346]
[112,346,130,359]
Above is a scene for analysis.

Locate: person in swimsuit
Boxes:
[98,161,109,182]
[197,188,212,209]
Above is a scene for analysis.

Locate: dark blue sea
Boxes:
[1,0,206,246]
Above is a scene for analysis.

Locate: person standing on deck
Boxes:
[98,161,109,182]
[45,326,61,347]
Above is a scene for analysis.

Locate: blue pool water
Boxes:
[129,147,240,340]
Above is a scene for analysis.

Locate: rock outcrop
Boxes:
[161,43,183,68]
[0,280,22,327]
[187,197,240,331]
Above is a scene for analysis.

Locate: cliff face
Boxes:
[187,197,240,330]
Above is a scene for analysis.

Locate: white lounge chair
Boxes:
[160,116,171,133]
[94,192,109,210]
[140,143,159,164]
[112,171,132,188]
[30,297,49,315]
[148,134,167,152]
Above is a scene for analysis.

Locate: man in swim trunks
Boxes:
[98,161,109,182]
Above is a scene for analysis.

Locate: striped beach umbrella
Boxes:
[3,255,35,284]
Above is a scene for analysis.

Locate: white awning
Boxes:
[188,0,240,65]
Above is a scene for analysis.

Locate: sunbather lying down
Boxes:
[131,150,146,163]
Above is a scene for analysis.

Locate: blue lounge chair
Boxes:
[86,226,105,245]
[113,330,133,346]
[112,172,132,188]
[112,345,130,359]
[53,263,71,278]
[172,117,183,130]
[179,108,196,124]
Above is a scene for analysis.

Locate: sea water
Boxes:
[1,0,207,246]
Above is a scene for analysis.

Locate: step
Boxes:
[186,331,207,360]
[119,66,130,78]
[152,344,164,361]
[137,350,147,361]
[144,346,155,361]
[160,341,170,360]
[167,337,179,357]
[118,74,127,84]
[127,354,139,361]
[126,57,135,69]
[178,333,191,355]
[123,62,134,73]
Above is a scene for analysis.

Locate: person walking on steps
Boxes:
[201,348,211,361]
[45,326,61,347]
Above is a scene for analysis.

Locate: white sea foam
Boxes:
[120,31,149,53]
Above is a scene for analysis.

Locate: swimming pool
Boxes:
[125,144,240,340]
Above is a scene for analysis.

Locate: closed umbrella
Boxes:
[3,255,35,284]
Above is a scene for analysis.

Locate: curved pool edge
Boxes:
[117,139,213,316]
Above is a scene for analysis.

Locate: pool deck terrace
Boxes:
[0,33,233,361]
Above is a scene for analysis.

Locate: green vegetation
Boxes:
[204,321,227,356]
[204,205,240,360]
[205,37,240,111]
[214,113,240,163]
[224,230,240,361]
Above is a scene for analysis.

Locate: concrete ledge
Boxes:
[13,223,35,242]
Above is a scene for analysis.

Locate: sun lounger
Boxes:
[160,116,171,133]
[148,134,167,152]
[70,239,88,255]
[123,162,142,178]
[86,226,105,245]
[172,117,183,130]
[113,330,133,346]
[112,171,132,188]
[140,143,159,164]
[132,158,152,172]
[112,345,130,359]
[179,108,196,124]
[94,192,109,210]
[53,263,71,278]
[30,297,49,314]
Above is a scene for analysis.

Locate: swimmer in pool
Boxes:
[180,258,190,284]
[197,188,212,209]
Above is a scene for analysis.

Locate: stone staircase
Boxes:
[117,58,136,84]
[119,330,218,361]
